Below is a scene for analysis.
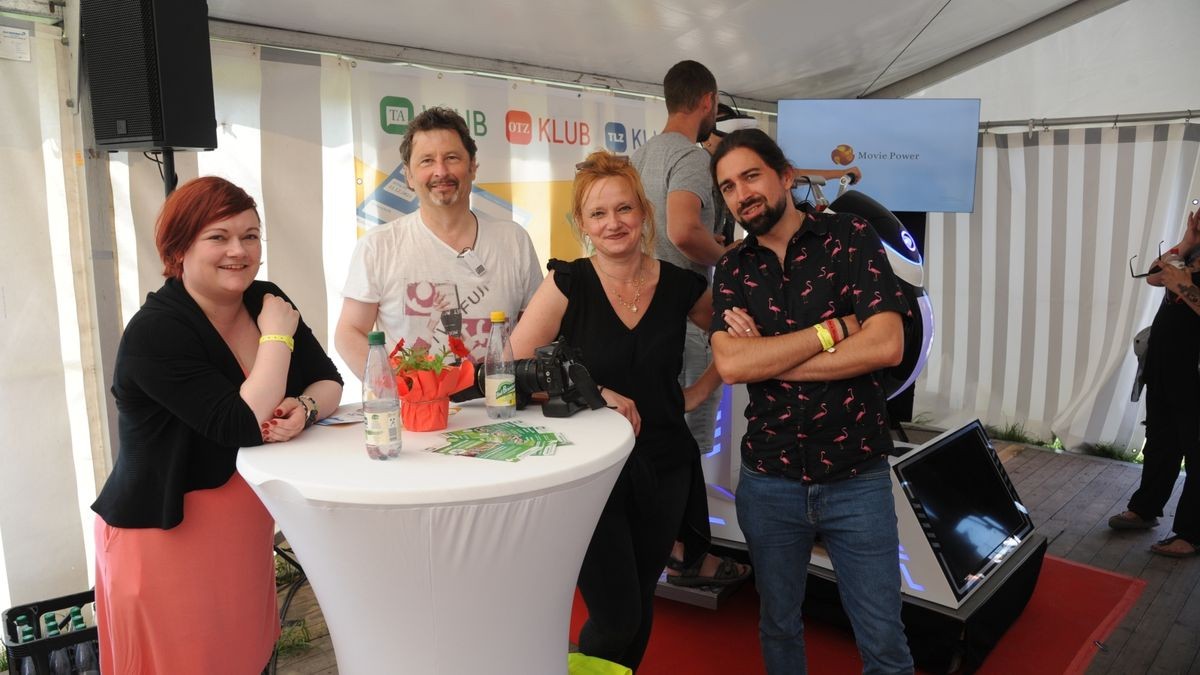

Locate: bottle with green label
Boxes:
[484,311,516,419]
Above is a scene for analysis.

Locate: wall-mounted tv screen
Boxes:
[893,420,1033,600]
[777,99,980,213]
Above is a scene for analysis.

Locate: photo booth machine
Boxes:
[702,186,1046,673]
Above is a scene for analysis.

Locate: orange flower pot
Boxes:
[393,361,475,432]
[401,397,451,432]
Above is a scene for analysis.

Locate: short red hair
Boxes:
[155,176,259,278]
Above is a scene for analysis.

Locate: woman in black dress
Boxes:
[510,151,721,669]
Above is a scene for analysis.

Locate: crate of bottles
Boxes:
[2,589,99,675]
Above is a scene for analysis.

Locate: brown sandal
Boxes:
[1107,510,1158,530]
[1150,536,1199,558]
[666,556,751,587]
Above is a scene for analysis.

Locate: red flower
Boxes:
[447,335,470,359]
[389,338,406,359]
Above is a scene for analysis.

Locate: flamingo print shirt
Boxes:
[712,209,909,483]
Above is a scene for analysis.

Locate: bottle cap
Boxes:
[367,331,386,346]
[490,310,507,323]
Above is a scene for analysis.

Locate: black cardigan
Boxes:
[91,278,343,529]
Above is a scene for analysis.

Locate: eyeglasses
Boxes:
[575,154,632,172]
[1129,241,1165,279]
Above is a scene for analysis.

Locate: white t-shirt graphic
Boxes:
[342,210,542,363]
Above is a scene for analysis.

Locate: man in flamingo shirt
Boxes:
[709,128,913,675]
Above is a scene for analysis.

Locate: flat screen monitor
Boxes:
[777,98,980,213]
[893,420,1033,600]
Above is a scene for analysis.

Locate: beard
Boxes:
[426,178,463,206]
[736,193,788,237]
[696,117,715,144]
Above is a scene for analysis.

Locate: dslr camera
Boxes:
[465,339,606,417]
[514,340,606,417]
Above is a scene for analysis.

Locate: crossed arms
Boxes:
[711,308,903,384]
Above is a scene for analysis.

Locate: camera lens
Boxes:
[514,358,543,396]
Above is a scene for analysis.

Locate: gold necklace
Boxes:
[594,256,645,313]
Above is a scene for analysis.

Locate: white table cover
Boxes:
[237,402,634,675]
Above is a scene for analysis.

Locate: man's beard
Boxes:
[736,194,788,237]
[426,178,463,206]
[696,117,715,144]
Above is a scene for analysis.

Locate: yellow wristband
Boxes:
[259,334,295,351]
[813,323,836,352]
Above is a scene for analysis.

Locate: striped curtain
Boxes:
[917,124,1200,450]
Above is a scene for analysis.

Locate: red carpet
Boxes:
[569,555,1144,674]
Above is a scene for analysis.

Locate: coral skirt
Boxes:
[94,472,280,674]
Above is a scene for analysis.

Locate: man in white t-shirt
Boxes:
[336,107,542,379]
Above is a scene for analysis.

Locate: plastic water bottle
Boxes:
[74,641,100,675]
[68,607,86,632]
[484,311,516,419]
[39,614,71,675]
[48,648,71,674]
[15,619,37,675]
[363,331,402,459]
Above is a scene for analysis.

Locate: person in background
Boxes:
[1109,209,1200,558]
[632,59,749,588]
[92,176,343,674]
[336,106,541,378]
[509,151,721,669]
[710,129,913,674]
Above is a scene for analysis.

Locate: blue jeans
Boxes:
[737,465,913,675]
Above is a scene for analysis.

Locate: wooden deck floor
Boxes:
[272,442,1198,674]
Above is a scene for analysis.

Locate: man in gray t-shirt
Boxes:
[633,132,717,278]
[631,60,748,589]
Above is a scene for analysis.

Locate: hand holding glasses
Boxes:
[1129,241,1166,279]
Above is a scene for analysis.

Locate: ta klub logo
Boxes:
[380,97,489,137]
[380,96,415,135]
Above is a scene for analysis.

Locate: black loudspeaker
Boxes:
[81,0,216,150]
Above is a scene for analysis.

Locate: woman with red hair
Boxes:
[91,176,343,673]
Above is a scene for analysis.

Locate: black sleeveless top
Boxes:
[550,258,706,471]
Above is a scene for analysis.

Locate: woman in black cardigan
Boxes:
[91,177,343,674]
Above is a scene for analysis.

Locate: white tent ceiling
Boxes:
[206,0,1124,106]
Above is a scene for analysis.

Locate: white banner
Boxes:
[349,62,674,265]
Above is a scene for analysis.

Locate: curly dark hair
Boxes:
[399,106,478,166]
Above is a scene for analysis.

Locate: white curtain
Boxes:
[0,20,91,606]
[917,124,1200,450]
